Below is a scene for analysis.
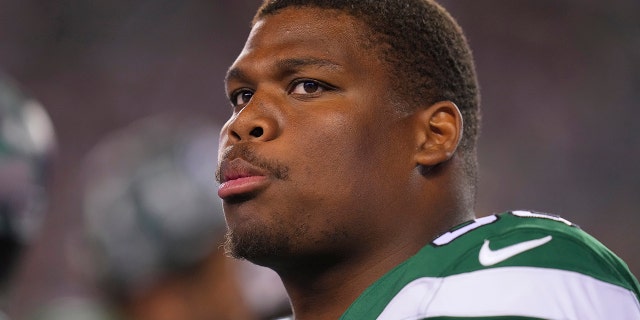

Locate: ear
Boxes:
[413,101,463,166]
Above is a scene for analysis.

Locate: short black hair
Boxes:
[255,0,480,192]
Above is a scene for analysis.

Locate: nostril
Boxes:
[249,127,264,137]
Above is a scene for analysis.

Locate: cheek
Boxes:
[289,109,398,200]
[296,113,363,166]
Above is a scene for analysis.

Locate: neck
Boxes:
[275,161,476,320]
[277,249,409,320]
[277,209,475,320]
[274,219,460,320]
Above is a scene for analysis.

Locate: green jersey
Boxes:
[340,211,640,319]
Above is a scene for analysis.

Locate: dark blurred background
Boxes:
[0,0,638,317]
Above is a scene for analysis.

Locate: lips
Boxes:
[217,158,270,200]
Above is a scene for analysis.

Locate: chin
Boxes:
[223,218,306,267]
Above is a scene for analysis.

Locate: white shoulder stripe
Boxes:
[432,215,497,246]
[377,267,640,320]
[511,210,574,225]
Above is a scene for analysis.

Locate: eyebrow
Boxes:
[225,57,343,85]
[276,57,343,71]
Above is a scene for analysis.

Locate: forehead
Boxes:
[227,7,380,82]
[250,7,367,46]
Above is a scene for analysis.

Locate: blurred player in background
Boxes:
[0,72,56,318]
[79,112,289,320]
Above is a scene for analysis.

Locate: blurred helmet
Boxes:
[81,112,225,300]
[0,73,56,286]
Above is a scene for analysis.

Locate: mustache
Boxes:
[215,144,290,183]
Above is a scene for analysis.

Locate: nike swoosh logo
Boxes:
[479,235,552,267]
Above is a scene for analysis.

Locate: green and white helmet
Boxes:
[81,112,225,300]
[0,73,56,286]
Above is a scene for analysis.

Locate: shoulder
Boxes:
[371,210,640,320]
[426,211,639,291]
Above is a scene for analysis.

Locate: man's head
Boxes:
[217,0,479,270]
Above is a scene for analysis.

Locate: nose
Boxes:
[224,98,279,143]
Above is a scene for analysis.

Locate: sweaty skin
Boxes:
[218,7,470,319]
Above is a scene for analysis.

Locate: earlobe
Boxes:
[413,101,463,166]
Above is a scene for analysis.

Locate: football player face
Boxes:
[217,7,417,267]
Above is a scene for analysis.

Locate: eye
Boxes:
[230,89,254,106]
[290,80,328,95]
